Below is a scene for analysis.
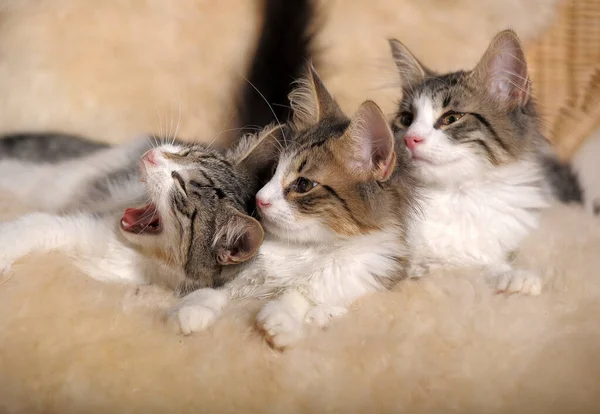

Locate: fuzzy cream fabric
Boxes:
[0,204,599,413]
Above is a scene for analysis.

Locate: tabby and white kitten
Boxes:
[389,30,578,295]
[172,67,418,350]
[0,129,282,293]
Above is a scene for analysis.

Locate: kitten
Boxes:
[388,29,580,295]
[170,66,418,350]
[0,128,284,293]
[0,0,316,293]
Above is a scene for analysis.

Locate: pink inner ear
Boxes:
[486,37,530,106]
[345,101,395,180]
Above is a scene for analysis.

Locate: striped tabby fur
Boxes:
[388,29,582,295]
[172,66,419,350]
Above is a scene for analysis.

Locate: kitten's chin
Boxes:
[261,216,333,244]
[414,158,485,187]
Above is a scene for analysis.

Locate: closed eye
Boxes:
[171,171,187,195]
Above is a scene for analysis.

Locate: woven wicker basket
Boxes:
[527,0,600,160]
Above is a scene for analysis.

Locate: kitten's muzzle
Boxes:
[142,149,160,166]
[404,134,424,151]
[256,196,272,211]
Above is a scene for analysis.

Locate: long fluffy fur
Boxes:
[0,204,599,412]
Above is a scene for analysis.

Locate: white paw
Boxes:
[170,288,228,335]
[496,269,542,296]
[256,302,304,350]
[305,305,347,328]
[175,305,218,335]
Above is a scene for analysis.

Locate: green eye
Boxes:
[290,177,318,194]
[398,112,414,127]
[440,112,464,126]
[178,149,190,157]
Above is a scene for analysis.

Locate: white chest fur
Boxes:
[229,228,407,306]
[409,164,550,268]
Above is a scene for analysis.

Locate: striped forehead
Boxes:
[405,71,469,109]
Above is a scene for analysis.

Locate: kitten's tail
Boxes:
[235,0,317,136]
[0,132,110,163]
[541,154,585,204]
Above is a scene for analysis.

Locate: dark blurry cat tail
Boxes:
[235,0,317,136]
[0,132,109,163]
[542,155,585,204]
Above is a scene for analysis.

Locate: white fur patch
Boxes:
[409,160,550,294]
[405,95,488,185]
[256,291,310,350]
[0,212,148,284]
[233,227,407,307]
[173,288,230,335]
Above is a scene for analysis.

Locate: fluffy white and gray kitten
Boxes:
[171,66,418,350]
[0,132,281,293]
[389,29,583,295]
[0,0,316,294]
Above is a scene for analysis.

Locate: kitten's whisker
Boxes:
[166,105,175,147]
[212,107,239,147]
[156,107,165,146]
[173,98,183,145]
[241,75,287,145]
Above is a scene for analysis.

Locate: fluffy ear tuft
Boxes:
[230,123,288,184]
[214,211,264,265]
[472,29,530,107]
[338,100,396,182]
[388,38,429,87]
[288,63,344,130]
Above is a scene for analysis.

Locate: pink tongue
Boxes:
[122,207,148,227]
[121,204,160,232]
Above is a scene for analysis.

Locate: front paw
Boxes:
[496,269,542,296]
[305,305,347,328]
[256,302,305,351]
[168,288,228,335]
[172,305,218,335]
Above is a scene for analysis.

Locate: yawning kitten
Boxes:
[0,0,316,293]
[0,129,282,293]
[171,66,418,350]
[388,29,578,295]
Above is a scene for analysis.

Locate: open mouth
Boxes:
[120,203,162,234]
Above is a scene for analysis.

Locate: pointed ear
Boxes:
[389,38,429,87]
[231,123,288,184]
[338,100,397,182]
[472,30,530,107]
[214,211,264,265]
[289,63,344,130]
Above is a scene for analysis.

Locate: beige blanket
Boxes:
[0,204,598,413]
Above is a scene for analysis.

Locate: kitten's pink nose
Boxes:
[143,149,158,166]
[256,196,271,210]
[404,135,424,151]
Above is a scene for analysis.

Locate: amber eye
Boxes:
[440,112,464,126]
[290,177,318,194]
[398,112,414,127]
